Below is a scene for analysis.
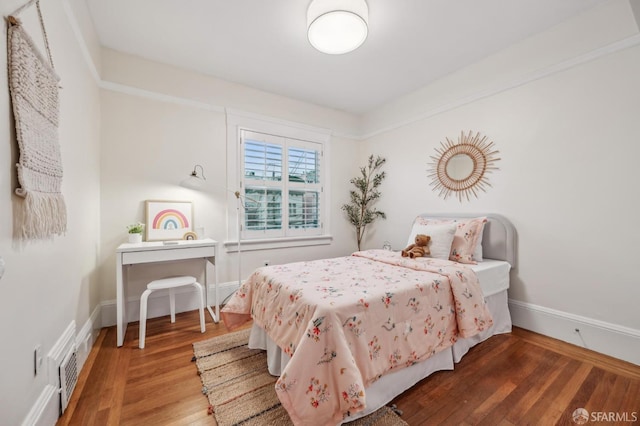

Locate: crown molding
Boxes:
[63,0,640,142]
[360,33,640,140]
[100,80,224,112]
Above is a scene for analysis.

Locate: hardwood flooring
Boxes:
[58,310,640,425]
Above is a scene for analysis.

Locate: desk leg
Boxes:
[214,253,219,322]
[204,257,219,323]
[116,255,126,347]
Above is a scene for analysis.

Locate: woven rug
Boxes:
[193,328,408,426]
[8,13,67,240]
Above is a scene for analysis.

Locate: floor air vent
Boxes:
[59,348,78,414]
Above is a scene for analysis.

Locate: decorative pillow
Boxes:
[411,216,487,264]
[406,221,457,260]
[449,217,487,263]
[473,223,485,261]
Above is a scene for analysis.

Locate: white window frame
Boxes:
[241,130,323,238]
[225,110,332,252]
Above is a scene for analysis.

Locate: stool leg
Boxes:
[139,289,152,349]
[194,282,206,333]
[170,288,176,323]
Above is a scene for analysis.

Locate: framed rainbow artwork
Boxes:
[145,200,194,241]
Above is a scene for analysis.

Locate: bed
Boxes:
[221,213,516,426]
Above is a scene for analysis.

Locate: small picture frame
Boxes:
[145,200,193,241]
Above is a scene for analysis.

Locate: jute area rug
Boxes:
[193,328,408,426]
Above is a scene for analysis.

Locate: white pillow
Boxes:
[406,222,457,260]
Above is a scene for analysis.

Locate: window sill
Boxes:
[224,235,333,252]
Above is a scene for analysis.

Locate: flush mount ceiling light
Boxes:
[307,0,369,55]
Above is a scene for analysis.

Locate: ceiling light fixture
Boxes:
[307,0,369,55]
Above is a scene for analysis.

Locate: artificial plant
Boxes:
[342,155,386,251]
[126,222,145,234]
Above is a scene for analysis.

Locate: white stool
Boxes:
[139,275,206,349]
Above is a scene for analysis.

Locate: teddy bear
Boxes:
[401,234,431,258]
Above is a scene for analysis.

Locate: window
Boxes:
[224,110,331,251]
[241,130,323,238]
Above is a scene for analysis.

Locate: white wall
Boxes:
[97,49,361,318]
[0,0,101,424]
[1,0,360,422]
[361,0,640,138]
[3,1,639,423]
[361,1,640,358]
[100,48,362,140]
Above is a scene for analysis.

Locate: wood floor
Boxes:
[58,310,640,426]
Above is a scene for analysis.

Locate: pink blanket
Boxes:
[221,250,493,425]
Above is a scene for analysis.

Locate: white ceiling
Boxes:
[85,0,608,115]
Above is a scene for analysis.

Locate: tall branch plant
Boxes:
[342,155,386,251]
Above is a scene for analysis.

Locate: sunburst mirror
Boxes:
[428,131,500,202]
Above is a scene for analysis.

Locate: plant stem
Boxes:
[357,163,372,250]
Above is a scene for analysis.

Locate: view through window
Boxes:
[241,130,323,238]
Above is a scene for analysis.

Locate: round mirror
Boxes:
[428,131,500,202]
[445,153,475,180]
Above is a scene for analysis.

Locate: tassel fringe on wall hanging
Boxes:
[7,0,67,240]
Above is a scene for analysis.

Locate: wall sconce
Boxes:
[181,164,250,287]
[181,164,207,190]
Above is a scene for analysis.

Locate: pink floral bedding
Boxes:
[221,249,493,426]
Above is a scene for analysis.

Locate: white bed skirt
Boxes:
[248,289,511,422]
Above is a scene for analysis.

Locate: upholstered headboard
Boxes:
[417,213,517,268]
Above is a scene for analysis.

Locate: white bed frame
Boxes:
[249,213,517,423]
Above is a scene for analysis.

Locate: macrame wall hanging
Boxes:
[7,0,67,240]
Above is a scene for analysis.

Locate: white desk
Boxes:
[116,238,218,347]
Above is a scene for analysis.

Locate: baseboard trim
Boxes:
[94,292,640,366]
[47,322,76,391]
[23,321,79,425]
[21,385,59,426]
[508,299,640,366]
[100,281,240,327]
[76,305,101,370]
